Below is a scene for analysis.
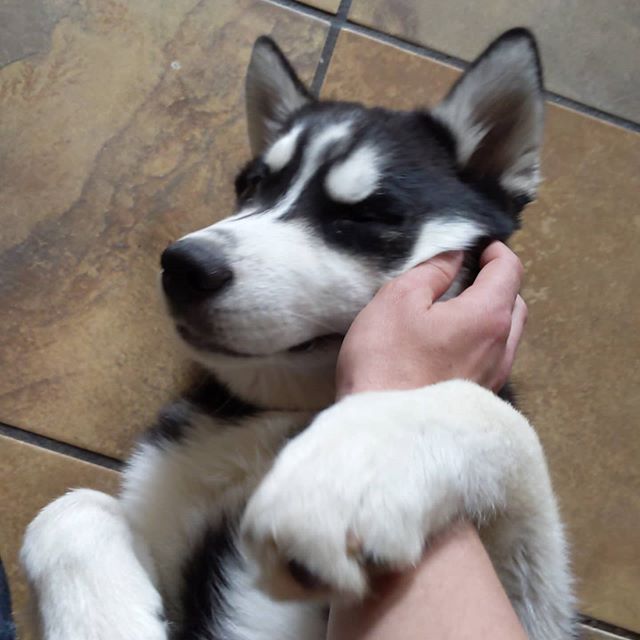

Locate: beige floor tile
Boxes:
[0,436,120,638]
[0,0,66,66]
[300,0,340,13]
[0,0,328,459]
[323,30,640,632]
[349,0,640,123]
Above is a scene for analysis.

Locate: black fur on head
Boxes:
[242,29,544,267]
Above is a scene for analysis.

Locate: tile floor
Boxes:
[0,1,638,638]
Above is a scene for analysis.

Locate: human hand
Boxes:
[336,242,527,397]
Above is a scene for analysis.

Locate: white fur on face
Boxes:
[179,211,485,359]
[178,120,388,357]
[193,213,381,355]
[273,121,352,214]
[264,125,304,172]
[208,121,352,229]
[325,145,380,203]
[181,216,485,358]
[177,126,488,359]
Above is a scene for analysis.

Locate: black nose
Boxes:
[161,239,233,307]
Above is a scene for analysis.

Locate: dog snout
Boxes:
[161,238,233,308]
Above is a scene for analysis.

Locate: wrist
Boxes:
[336,369,438,400]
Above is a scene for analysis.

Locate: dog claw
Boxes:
[287,559,323,590]
[346,529,363,557]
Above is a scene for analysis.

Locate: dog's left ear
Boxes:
[433,28,544,203]
[245,36,313,156]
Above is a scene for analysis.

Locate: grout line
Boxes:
[581,616,640,639]
[270,0,640,133]
[544,92,640,133]
[266,0,334,21]
[343,21,468,70]
[340,21,640,133]
[2,7,638,637]
[310,0,354,96]
[0,422,123,472]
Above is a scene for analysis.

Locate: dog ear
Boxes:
[433,28,544,203]
[245,36,313,156]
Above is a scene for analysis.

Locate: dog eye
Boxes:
[240,173,263,199]
[235,161,269,201]
[336,206,402,226]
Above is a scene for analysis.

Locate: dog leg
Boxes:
[21,489,167,640]
[241,380,576,639]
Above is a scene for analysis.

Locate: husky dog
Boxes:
[21,29,576,640]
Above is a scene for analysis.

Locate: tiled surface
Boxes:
[323,30,640,632]
[299,0,340,13]
[0,0,67,66]
[349,0,640,123]
[0,0,328,459]
[512,109,640,632]
[2,0,639,635]
[0,436,119,638]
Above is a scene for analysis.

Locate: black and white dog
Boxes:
[21,29,576,640]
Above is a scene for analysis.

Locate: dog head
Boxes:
[161,29,543,395]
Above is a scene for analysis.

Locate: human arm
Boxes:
[329,242,529,640]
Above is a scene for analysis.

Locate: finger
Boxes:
[479,240,514,269]
[458,242,523,310]
[503,295,528,370]
[396,251,464,306]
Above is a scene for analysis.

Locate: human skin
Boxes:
[336,242,527,397]
[327,521,528,640]
[329,242,529,640]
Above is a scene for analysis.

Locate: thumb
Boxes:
[404,251,464,305]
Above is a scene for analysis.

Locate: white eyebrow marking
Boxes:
[325,145,381,203]
[263,125,304,172]
[266,120,352,219]
[190,122,352,242]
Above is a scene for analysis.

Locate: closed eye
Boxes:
[333,195,404,226]
[235,160,269,202]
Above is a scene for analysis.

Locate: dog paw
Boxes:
[240,390,464,602]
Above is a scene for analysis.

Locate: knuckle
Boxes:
[510,253,525,280]
[488,308,512,341]
[384,278,415,302]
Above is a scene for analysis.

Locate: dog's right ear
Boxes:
[245,37,313,156]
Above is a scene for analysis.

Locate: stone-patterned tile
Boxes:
[0,0,68,66]
[0,436,119,638]
[0,0,328,459]
[511,108,640,634]
[299,0,340,13]
[349,0,640,123]
[324,31,640,631]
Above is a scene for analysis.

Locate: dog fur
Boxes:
[21,29,576,639]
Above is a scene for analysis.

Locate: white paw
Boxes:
[241,382,508,601]
[22,489,167,640]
